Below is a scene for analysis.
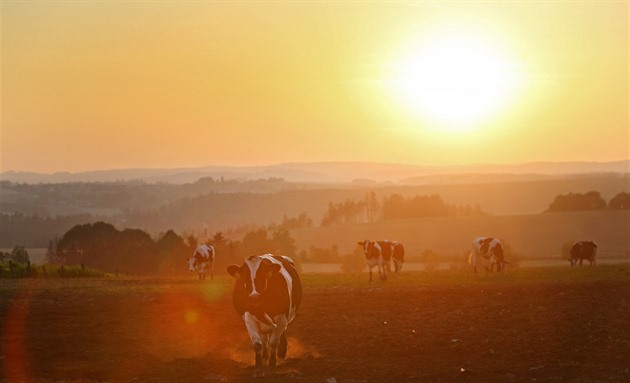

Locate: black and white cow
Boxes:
[469,237,506,273]
[357,240,384,282]
[188,244,215,280]
[392,241,405,273]
[227,254,302,378]
[569,241,597,267]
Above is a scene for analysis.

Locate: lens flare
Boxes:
[185,310,199,324]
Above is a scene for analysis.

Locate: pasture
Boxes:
[1,266,629,383]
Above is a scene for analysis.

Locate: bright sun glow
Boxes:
[389,31,523,132]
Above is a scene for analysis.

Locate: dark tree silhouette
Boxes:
[609,192,630,209]
[546,191,606,212]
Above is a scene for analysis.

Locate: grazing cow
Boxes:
[569,241,597,266]
[377,240,393,275]
[188,244,215,280]
[357,240,384,282]
[469,237,506,273]
[227,254,302,378]
[392,241,405,273]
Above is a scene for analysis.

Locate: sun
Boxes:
[388,31,523,132]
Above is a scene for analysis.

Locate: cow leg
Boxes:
[268,316,288,369]
[278,332,288,359]
[243,313,265,377]
[261,333,269,364]
[268,335,279,369]
[268,344,277,370]
[368,266,373,283]
[253,342,264,378]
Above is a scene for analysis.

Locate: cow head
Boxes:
[357,240,373,258]
[480,237,494,255]
[227,256,282,308]
[358,240,368,255]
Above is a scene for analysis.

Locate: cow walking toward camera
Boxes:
[358,240,385,282]
[188,244,215,280]
[569,241,597,266]
[469,237,506,273]
[227,254,302,378]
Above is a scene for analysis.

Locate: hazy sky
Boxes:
[2,1,628,173]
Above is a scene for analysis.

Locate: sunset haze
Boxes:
[2,1,628,173]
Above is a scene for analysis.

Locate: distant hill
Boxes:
[2,171,629,249]
[2,160,629,184]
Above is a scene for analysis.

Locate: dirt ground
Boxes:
[1,270,629,383]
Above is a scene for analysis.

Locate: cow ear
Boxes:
[227,264,241,279]
[266,263,282,278]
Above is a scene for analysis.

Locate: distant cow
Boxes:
[188,244,215,280]
[392,241,405,272]
[358,240,385,282]
[569,241,597,266]
[469,237,506,273]
[227,254,302,378]
[377,240,393,275]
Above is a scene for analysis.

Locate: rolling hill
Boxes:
[2,160,629,184]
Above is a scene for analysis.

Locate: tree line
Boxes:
[2,187,628,253]
[321,192,485,226]
[37,221,299,276]
[546,191,629,212]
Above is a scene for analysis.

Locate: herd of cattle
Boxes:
[356,240,405,281]
[187,238,598,377]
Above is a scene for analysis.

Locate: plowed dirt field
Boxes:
[1,267,629,383]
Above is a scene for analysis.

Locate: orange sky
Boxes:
[1,1,628,173]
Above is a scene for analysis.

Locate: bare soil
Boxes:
[1,270,629,383]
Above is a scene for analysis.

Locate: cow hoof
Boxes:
[253,369,265,378]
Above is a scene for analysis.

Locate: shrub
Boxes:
[340,249,366,274]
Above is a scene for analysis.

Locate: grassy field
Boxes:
[1,264,629,382]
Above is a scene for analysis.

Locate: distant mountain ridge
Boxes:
[1,160,628,184]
